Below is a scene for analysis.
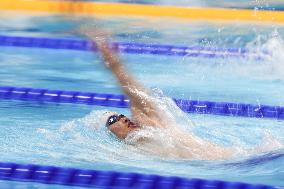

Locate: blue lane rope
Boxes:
[0,86,283,120]
[0,162,278,189]
[0,35,265,58]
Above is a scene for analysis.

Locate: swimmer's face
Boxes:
[106,114,138,139]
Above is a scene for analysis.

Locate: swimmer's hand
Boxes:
[78,28,109,45]
[76,27,119,68]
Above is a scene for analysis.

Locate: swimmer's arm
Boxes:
[90,34,158,116]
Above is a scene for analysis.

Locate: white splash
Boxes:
[253,132,284,154]
[245,29,284,79]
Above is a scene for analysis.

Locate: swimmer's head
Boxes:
[104,112,138,139]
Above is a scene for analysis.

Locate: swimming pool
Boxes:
[0,2,284,189]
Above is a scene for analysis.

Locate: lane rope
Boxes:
[0,86,283,120]
[0,162,278,189]
[0,0,284,24]
[0,35,266,59]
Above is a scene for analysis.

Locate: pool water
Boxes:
[0,11,284,189]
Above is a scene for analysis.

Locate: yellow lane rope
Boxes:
[0,0,284,24]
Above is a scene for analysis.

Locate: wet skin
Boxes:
[108,115,138,139]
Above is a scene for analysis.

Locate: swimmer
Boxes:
[80,29,234,160]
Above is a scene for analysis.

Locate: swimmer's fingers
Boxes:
[71,27,120,68]
[71,27,115,55]
[75,27,111,42]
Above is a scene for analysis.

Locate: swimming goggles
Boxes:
[106,114,125,128]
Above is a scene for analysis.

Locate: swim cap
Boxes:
[106,114,125,128]
[101,111,118,127]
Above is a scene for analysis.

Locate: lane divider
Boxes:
[0,86,283,120]
[0,35,265,59]
[0,0,284,24]
[0,162,278,189]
